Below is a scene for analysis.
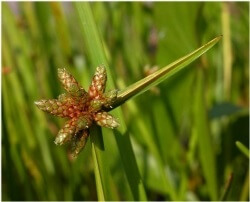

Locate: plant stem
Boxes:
[220,173,234,201]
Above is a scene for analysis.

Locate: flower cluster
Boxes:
[35,65,119,157]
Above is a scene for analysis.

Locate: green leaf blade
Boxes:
[113,36,222,108]
[75,2,147,201]
[194,69,218,200]
[236,141,250,158]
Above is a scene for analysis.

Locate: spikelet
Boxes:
[58,68,87,97]
[35,97,85,118]
[54,118,78,145]
[94,111,119,129]
[70,130,89,158]
[88,65,107,98]
[34,99,68,118]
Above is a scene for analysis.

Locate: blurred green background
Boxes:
[2,2,249,201]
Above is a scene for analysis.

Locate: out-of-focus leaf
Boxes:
[209,102,244,119]
[193,68,218,200]
[236,141,249,159]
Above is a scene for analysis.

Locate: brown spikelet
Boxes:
[94,111,119,129]
[88,65,107,98]
[54,117,78,145]
[58,68,87,97]
[70,130,89,158]
[34,99,68,118]
[35,97,86,118]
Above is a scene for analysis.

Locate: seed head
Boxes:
[35,65,119,157]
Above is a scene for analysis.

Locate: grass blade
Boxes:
[113,36,222,108]
[221,3,232,100]
[3,3,55,175]
[236,141,249,158]
[90,127,107,201]
[75,2,147,200]
[240,170,249,201]
[194,68,218,200]
[50,2,72,61]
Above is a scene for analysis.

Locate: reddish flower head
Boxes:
[35,65,119,157]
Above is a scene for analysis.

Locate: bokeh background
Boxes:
[2,2,249,201]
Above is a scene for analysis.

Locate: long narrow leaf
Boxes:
[194,68,218,200]
[75,2,147,201]
[113,36,222,108]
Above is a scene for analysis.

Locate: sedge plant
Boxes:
[35,38,221,158]
[4,2,233,201]
[33,3,222,201]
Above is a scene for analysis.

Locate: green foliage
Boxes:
[236,141,249,159]
[2,2,249,201]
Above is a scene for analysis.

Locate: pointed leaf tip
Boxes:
[112,36,222,108]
